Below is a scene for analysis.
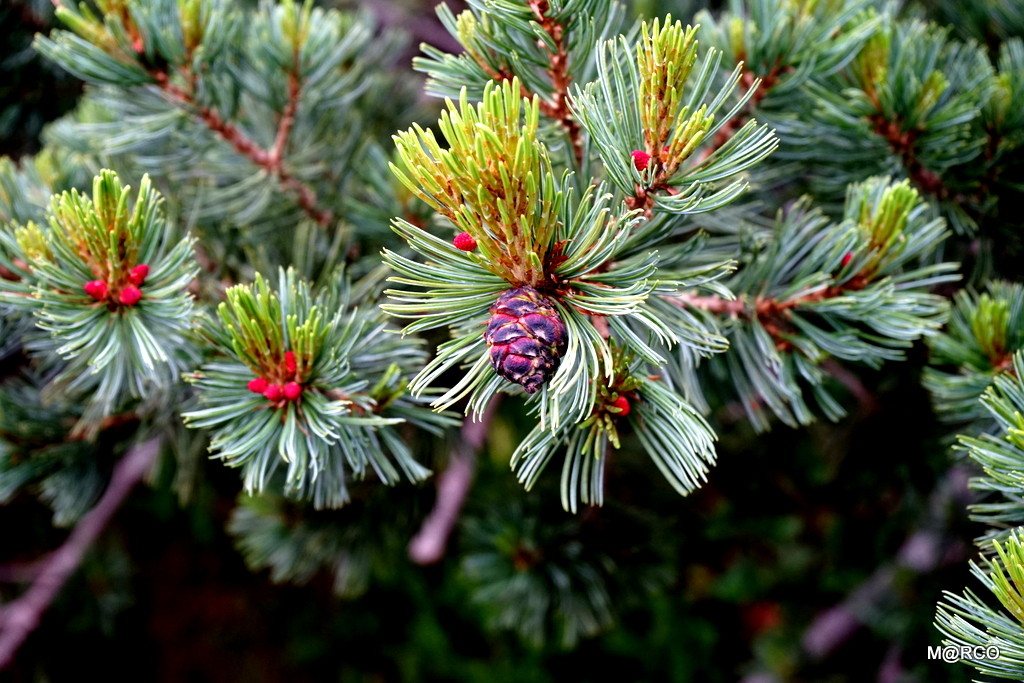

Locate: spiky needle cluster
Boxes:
[184,269,451,509]
[924,282,1024,425]
[391,80,559,288]
[0,170,197,435]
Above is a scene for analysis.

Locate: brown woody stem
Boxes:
[670,276,872,350]
[408,396,502,565]
[153,64,332,227]
[528,0,584,166]
[0,438,161,670]
[671,292,747,316]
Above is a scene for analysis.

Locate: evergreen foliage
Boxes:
[2,0,1024,676]
[183,267,450,508]
[0,169,198,435]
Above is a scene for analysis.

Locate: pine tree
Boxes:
[2,0,1024,678]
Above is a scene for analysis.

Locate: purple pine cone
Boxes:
[484,286,568,393]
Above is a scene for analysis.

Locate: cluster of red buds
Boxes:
[247,350,304,405]
[83,264,149,306]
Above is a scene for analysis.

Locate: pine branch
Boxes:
[458,5,584,164]
[669,276,874,349]
[0,437,160,670]
[924,281,1024,423]
[527,0,584,166]
[44,0,333,227]
[152,68,332,227]
[409,395,501,565]
[671,291,746,316]
[268,58,300,170]
[697,62,786,163]
[868,111,950,201]
[623,173,682,218]
[869,112,1008,221]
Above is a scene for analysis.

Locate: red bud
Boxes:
[453,232,477,251]
[283,381,303,401]
[83,280,108,301]
[631,150,651,172]
[841,253,853,268]
[283,350,297,376]
[263,384,284,402]
[119,285,143,306]
[248,377,269,394]
[611,395,631,417]
[128,264,149,285]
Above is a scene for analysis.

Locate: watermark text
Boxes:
[927,645,1000,663]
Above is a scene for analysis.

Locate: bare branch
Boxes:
[408,396,502,565]
[801,466,973,661]
[0,438,161,670]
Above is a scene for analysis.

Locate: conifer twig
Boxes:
[528,0,584,166]
[697,63,784,161]
[408,396,502,565]
[671,292,747,316]
[670,276,873,348]
[624,176,681,218]
[868,114,949,200]
[152,69,332,227]
[268,41,302,171]
[0,438,160,670]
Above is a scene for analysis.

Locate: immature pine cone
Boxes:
[484,286,568,393]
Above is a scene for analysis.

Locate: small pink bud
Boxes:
[611,395,631,417]
[263,384,284,402]
[128,264,149,285]
[119,285,143,306]
[841,253,853,268]
[631,150,651,172]
[453,232,477,251]
[131,37,144,54]
[84,280,108,301]
[283,381,303,401]
[248,377,268,394]
[283,350,297,376]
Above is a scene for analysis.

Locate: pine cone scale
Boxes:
[485,286,568,393]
